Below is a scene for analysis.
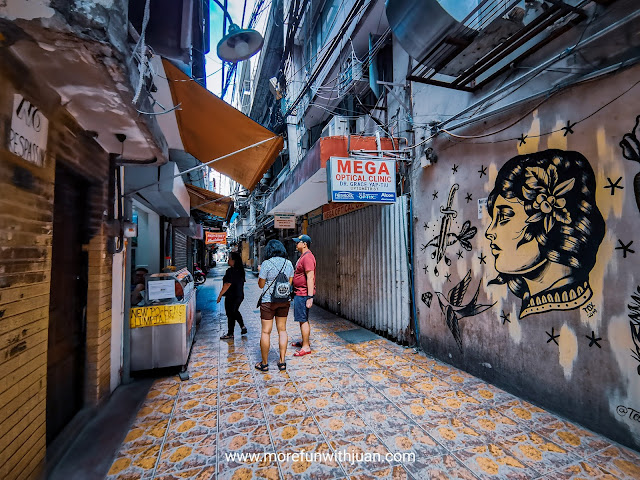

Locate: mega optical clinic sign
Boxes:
[327,157,396,203]
[8,95,48,167]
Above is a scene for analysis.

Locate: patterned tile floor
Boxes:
[107,268,640,479]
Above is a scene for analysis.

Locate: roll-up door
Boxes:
[174,229,188,270]
[308,196,412,343]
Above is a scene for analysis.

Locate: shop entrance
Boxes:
[47,164,89,444]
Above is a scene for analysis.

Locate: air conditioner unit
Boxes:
[321,116,349,138]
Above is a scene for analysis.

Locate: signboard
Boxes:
[8,94,49,167]
[147,280,175,301]
[205,231,227,244]
[322,202,368,221]
[308,206,324,225]
[274,213,296,229]
[130,304,186,328]
[327,157,396,203]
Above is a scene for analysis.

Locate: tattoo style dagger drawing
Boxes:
[422,183,477,276]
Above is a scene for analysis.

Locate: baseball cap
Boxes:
[293,234,312,245]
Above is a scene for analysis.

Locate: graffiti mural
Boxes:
[422,183,477,276]
[436,270,495,351]
[629,286,640,375]
[620,114,640,213]
[485,149,605,319]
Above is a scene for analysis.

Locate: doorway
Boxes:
[47,164,89,444]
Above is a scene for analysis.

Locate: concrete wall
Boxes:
[0,50,113,478]
[411,63,640,450]
[132,200,161,274]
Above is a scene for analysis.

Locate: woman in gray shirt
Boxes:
[257,240,294,372]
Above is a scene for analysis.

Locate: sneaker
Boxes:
[220,334,233,340]
[241,327,248,335]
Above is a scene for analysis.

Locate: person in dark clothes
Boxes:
[217,251,247,339]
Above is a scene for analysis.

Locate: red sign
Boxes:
[205,231,226,245]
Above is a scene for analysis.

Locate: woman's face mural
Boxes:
[485,149,605,318]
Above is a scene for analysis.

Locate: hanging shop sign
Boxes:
[327,157,396,203]
[205,231,227,244]
[274,213,296,229]
[8,94,49,167]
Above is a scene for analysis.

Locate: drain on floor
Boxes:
[335,328,382,344]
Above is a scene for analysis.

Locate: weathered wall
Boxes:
[412,63,640,450]
[0,51,112,478]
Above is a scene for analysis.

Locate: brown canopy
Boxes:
[186,184,233,218]
[162,59,284,190]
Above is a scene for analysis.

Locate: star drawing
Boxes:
[432,191,439,200]
[423,222,429,231]
[445,273,452,282]
[456,250,463,259]
[518,134,528,146]
[452,164,459,173]
[561,120,576,136]
[616,240,635,258]
[500,311,510,325]
[586,331,602,348]
[546,328,560,345]
[478,252,487,265]
[465,193,473,203]
[478,165,487,178]
[604,177,623,195]
[423,265,428,274]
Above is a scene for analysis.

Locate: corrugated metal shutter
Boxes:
[309,196,412,343]
[174,230,188,270]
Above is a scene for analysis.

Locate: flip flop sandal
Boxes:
[277,362,287,371]
[255,362,269,372]
[293,349,311,357]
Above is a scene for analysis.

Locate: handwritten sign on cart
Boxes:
[130,304,186,328]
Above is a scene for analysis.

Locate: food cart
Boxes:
[130,268,196,376]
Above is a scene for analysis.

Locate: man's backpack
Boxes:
[271,267,291,302]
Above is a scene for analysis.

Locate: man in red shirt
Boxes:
[291,234,315,356]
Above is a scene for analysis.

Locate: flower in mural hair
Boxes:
[522,163,575,233]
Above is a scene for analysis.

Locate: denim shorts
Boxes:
[293,295,311,323]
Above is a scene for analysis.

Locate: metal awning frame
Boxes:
[408,0,589,91]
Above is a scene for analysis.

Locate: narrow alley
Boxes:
[105,267,640,480]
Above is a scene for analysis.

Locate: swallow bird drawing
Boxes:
[436,270,495,351]
[422,184,478,276]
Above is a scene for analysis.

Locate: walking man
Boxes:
[291,234,315,356]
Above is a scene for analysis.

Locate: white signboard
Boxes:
[147,280,175,300]
[274,213,296,229]
[8,95,49,167]
[327,157,396,203]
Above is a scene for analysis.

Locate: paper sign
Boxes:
[147,280,175,300]
[8,94,49,167]
[478,197,488,220]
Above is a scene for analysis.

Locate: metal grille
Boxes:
[309,196,412,343]
[402,0,589,91]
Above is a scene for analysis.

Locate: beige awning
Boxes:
[162,59,284,190]
[186,184,233,218]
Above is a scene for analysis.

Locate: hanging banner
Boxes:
[205,231,227,244]
[274,213,296,229]
[327,157,396,203]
